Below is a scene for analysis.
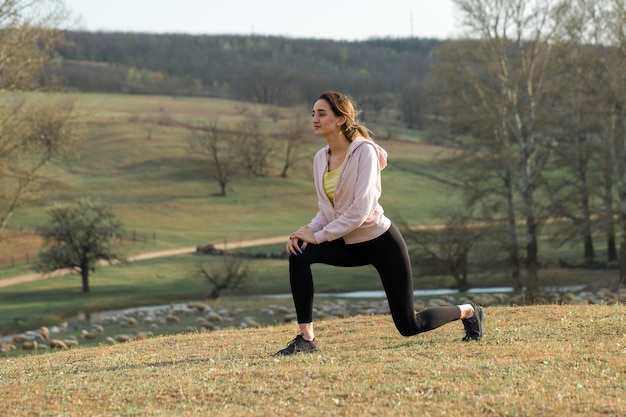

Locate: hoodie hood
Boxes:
[348,139,388,170]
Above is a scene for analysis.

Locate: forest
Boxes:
[48,32,436,127]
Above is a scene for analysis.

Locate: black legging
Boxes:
[289,224,461,336]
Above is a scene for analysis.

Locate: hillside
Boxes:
[1,305,624,416]
[46,33,438,131]
[0,92,454,266]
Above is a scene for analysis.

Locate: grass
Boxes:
[1,305,624,416]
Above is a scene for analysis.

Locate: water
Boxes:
[266,285,587,299]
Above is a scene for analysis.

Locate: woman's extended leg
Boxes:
[370,224,471,336]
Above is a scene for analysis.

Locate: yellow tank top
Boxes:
[323,152,348,204]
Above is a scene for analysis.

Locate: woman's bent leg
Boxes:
[372,225,462,336]
[289,239,363,324]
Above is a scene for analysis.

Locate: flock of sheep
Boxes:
[2,286,624,355]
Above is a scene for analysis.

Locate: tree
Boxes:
[190,249,249,299]
[0,0,77,233]
[565,0,626,281]
[397,81,424,129]
[0,96,81,232]
[545,87,602,265]
[0,0,67,90]
[35,199,125,293]
[433,0,571,300]
[279,112,310,178]
[234,116,273,176]
[187,121,240,197]
[402,210,483,292]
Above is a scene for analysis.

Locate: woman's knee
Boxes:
[392,316,420,337]
[288,252,309,267]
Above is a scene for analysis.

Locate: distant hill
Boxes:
[49,32,441,124]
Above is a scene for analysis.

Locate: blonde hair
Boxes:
[317,90,373,142]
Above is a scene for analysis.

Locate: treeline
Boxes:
[50,32,437,123]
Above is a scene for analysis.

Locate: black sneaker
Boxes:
[274,334,318,355]
[461,301,484,341]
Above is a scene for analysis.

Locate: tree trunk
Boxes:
[81,267,90,293]
[503,165,522,290]
[525,217,540,302]
[620,131,626,285]
[602,172,618,263]
[521,147,540,302]
[576,151,595,263]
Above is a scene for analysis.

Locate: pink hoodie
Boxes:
[309,139,392,244]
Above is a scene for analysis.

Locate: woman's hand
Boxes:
[286,226,317,255]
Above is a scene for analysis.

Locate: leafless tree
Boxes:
[565,0,626,281]
[397,82,423,130]
[433,0,571,300]
[234,116,273,176]
[279,112,310,178]
[403,211,484,292]
[191,250,249,299]
[0,0,77,233]
[0,0,68,90]
[0,96,81,232]
[187,121,240,197]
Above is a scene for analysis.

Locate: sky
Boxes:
[61,0,461,41]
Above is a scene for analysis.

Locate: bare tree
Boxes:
[187,121,240,197]
[0,0,68,90]
[240,63,292,105]
[397,81,424,129]
[403,211,483,292]
[191,250,249,299]
[0,96,81,232]
[234,116,273,176]
[546,91,602,265]
[279,112,310,178]
[566,0,626,281]
[434,0,571,300]
[0,0,76,233]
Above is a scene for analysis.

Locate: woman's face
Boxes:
[312,99,345,137]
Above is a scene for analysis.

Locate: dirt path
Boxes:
[0,235,287,289]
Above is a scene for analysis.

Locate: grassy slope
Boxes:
[1,305,625,416]
[2,92,456,254]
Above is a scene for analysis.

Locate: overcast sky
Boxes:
[62,0,462,41]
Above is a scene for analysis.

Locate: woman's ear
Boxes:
[337,116,347,127]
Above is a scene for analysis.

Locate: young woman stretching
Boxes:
[275,91,484,355]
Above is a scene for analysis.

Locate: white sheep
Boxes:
[49,339,68,349]
[21,341,38,350]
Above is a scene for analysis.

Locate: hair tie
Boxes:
[346,124,358,133]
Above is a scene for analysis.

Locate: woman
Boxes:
[275,91,484,355]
